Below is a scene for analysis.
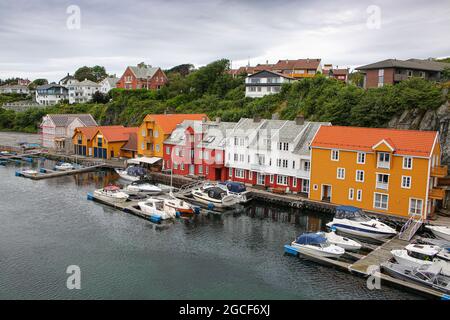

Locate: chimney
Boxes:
[271,113,279,120]
[253,115,261,123]
[295,114,305,125]
[266,60,269,64]
[215,117,221,123]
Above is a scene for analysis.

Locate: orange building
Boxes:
[137,114,207,158]
[72,126,123,156]
[90,126,139,159]
[309,126,447,219]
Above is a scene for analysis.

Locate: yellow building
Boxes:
[90,126,138,160]
[137,114,207,158]
[309,126,447,219]
[72,126,124,157]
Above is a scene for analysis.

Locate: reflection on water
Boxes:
[0,160,420,300]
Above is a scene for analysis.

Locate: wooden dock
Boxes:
[17,164,106,180]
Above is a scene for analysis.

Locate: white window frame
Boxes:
[235,169,244,179]
[356,189,362,202]
[293,178,297,187]
[357,152,366,164]
[270,175,274,183]
[302,180,310,193]
[229,168,233,177]
[373,192,389,211]
[403,157,413,170]
[331,149,339,161]
[348,188,354,200]
[337,168,345,180]
[356,170,365,182]
[409,198,423,216]
[401,176,411,189]
[276,175,288,186]
[376,173,389,190]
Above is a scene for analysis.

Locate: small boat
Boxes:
[125,181,162,194]
[207,181,252,204]
[138,197,175,220]
[320,230,362,251]
[391,244,450,276]
[22,169,38,176]
[191,186,238,209]
[115,166,147,182]
[290,233,345,259]
[381,262,450,294]
[326,206,397,240]
[425,225,450,242]
[163,195,194,216]
[54,162,75,171]
[94,185,129,203]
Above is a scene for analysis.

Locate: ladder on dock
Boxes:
[398,215,423,241]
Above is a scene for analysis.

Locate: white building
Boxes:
[0,84,30,94]
[67,79,101,104]
[225,116,330,194]
[40,114,97,150]
[245,70,294,98]
[99,77,119,94]
[36,84,69,105]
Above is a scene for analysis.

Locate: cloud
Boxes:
[0,0,449,81]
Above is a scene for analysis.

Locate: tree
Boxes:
[74,66,108,82]
[91,91,109,104]
[442,67,450,82]
[28,78,48,89]
[166,64,195,77]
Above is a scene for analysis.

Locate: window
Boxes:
[198,165,203,174]
[205,167,209,175]
[303,161,311,172]
[278,142,289,151]
[215,153,222,162]
[181,163,184,170]
[356,170,364,182]
[402,176,411,189]
[302,180,310,193]
[277,175,288,185]
[356,190,362,201]
[165,146,170,155]
[155,144,160,152]
[270,175,274,183]
[141,129,146,137]
[409,198,423,216]
[403,157,413,169]
[234,153,238,161]
[204,151,209,160]
[357,152,366,164]
[235,169,244,178]
[293,178,297,187]
[97,137,102,148]
[292,161,296,169]
[248,171,253,180]
[378,69,384,87]
[337,168,345,180]
[377,152,390,169]
[229,168,233,177]
[376,173,389,190]
[374,193,389,210]
[234,137,238,146]
[348,188,354,200]
[141,142,145,150]
[239,154,244,162]
[331,150,339,161]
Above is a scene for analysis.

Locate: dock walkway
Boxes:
[18,164,105,180]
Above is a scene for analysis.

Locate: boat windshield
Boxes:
[336,208,370,222]
[155,201,164,210]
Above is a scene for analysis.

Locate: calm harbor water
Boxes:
[0,160,419,299]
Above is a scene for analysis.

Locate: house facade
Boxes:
[309,126,447,219]
[36,84,69,105]
[245,70,294,98]
[59,73,77,86]
[356,58,450,88]
[225,116,330,194]
[163,119,235,180]
[67,79,101,104]
[99,77,119,94]
[138,114,208,159]
[116,64,168,90]
[0,84,30,94]
[40,114,97,150]
[89,126,139,159]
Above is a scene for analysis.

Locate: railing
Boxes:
[376,182,389,190]
[429,188,445,200]
[377,161,390,169]
[399,215,423,241]
[431,165,448,177]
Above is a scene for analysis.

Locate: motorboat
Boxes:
[391,244,450,276]
[425,225,450,242]
[163,194,194,216]
[125,181,162,194]
[94,185,129,203]
[138,197,175,220]
[381,262,450,294]
[290,233,345,259]
[208,181,252,204]
[191,186,238,209]
[319,230,362,251]
[326,206,397,240]
[54,162,75,171]
[115,166,146,182]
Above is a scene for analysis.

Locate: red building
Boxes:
[163,119,235,181]
[116,63,168,90]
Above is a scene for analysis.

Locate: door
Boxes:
[110,150,114,158]
[102,148,107,159]
[257,173,265,185]
[189,165,195,175]
[322,185,331,202]
[82,146,86,156]
[88,148,92,156]
[94,147,98,158]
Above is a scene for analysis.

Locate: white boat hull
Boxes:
[327,220,396,240]
[290,242,344,259]
[94,191,128,204]
[323,232,361,251]
[192,192,237,209]
[115,169,140,182]
[138,203,173,220]
[426,225,450,242]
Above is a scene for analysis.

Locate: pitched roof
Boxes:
[356,58,450,72]
[73,125,124,140]
[129,65,160,79]
[311,126,438,157]
[37,84,68,90]
[77,79,101,87]
[273,59,321,71]
[121,132,138,151]
[143,114,208,133]
[47,114,97,127]
[97,127,139,142]
[247,69,295,79]
[102,77,119,87]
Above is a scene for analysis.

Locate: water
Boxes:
[0,160,419,299]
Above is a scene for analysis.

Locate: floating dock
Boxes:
[16,164,106,180]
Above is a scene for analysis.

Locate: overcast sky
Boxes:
[0,0,449,82]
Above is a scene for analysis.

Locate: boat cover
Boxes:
[295,233,327,245]
[335,206,367,220]
[104,185,120,191]
[219,181,246,193]
[126,166,147,177]
[207,187,227,200]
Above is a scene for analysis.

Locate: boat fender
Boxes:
[40,168,46,173]
[15,171,22,177]
[207,203,214,210]
[176,211,181,218]
[284,245,299,256]
[150,215,162,223]
[194,207,201,214]
[87,192,94,201]
[442,294,450,301]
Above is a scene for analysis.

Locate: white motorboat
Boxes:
[115,166,146,182]
[54,162,74,171]
[425,225,450,242]
[326,206,397,240]
[320,230,362,251]
[163,195,194,216]
[94,185,129,203]
[391,244,450,276]
[138,197,175,220]
[126,181,162,194]
[290,233,345,259]
[191,186,238,209]
[22,169,38,176]
[206,181,252,204]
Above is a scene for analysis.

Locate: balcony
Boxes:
[429,187,445,200]
[377,161,390,169]
[376,182,389,190]
[288,73,315,78]
[431,165,448,178]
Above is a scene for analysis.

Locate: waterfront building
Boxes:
[137,113,208,159]
[163,118,236,180]
[90,126,139,159]
[245,70,294,98]
[35,84,69,105]
[72,126,124,157]
[67,79,101,104]
[116,63,168,90]
[225,116,330,194]
[40,114,97,150]
[309,126,447,219]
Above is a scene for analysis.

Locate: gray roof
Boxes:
[129,65,160,79]
[103,77,119,87]
[293,122,330,155]
[37,83,67,90]
[77,79,101,87]
[46,114,97,127]
[356,58,450,72]
[59,73,75,84]
[0,84,29,90]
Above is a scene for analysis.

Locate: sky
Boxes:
[0,0,449,82]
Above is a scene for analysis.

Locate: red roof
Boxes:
[73,125,124,140]
[121,132,138,151]
[273,59,321,71]
[311,126,438,157]
[98,127,139,142]
[143,114,207,133]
